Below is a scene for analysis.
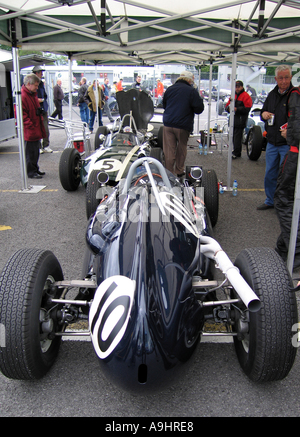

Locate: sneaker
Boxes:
[232,153,241,159]
[43,147,53,153]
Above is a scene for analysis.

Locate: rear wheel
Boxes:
[94,126,110,150]
[217,100,225,116]
[59,148,81,191]
[246,125,263,161]
[202,169,219,227]
[150,147,164,163]
[157,126,163,148]
[0,249,64,380]
[232,247,298,382]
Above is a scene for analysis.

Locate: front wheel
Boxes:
[59,148,81,191]
[86,170,101,219]
[0,249,64,380]
[232,247,298,382]
[150,147,164,163]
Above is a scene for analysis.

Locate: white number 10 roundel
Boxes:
[89,275,135,359]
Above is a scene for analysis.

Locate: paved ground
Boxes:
[0,103,300,417]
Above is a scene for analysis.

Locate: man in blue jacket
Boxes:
[102,77,114,122]
[163,71,204,176]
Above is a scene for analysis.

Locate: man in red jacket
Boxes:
[21,73,46,179]
[225,80,253,159]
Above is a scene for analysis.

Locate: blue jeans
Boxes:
[264,142,289,206]
[79,102,89,124]
[89,107,103,131]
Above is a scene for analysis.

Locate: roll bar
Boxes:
[121,157,172,217]
[122,157,172,195]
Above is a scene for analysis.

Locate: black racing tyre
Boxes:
[202,169,219,227]
[94,126,110,150]
[86,170,101,219]
[217,99,225,116]
[150,147,163,163]
[157,126,163,149]
[0,249,64,380]
[246,125,263,161]
[242,118,255,144]
[232,247,298,382]
[59,147,81,191]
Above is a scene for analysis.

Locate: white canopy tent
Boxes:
[1,0,300,271]
[0,1,300,66]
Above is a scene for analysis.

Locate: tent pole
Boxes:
[153,69,155,106]
[196,64,201,134]
[226,51,237,190]
[68,56,72,120]
[95,63,99,130]
[287,142,300,274]
[206,59,213,149]
[12,46,28,191]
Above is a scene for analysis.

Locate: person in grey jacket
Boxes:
[274,86,300,268]
[51,79,64,120]
[163,71,204,176]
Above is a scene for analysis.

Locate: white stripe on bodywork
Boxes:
[115,146,140,181]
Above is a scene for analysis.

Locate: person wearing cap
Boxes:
[162,71,204,177]
[225,80,252,159]
[32,65,52,153]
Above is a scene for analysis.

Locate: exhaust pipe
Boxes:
[200,236,261,312]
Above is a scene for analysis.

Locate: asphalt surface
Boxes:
[0,103,300,417]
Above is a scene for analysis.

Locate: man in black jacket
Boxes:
[274,86,300,267]
[163,71,204,176]
[257,65,293,210]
